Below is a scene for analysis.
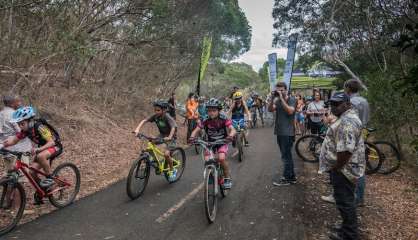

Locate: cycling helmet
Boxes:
[232,91,243,100]
[153,100,169,109]
[252,92,259,97]
[206,98,222,110]
[11,106,35,123]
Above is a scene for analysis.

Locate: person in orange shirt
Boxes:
[185,93,199,140]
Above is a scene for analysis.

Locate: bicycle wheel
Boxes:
[204,166,217,223]
[164,148,186,183]
[295,135,323,163]
[126,157,150,200]
[365,142,383,175]
[49,163,81,208]
[0,181,26,236]
[237,133,244,162]
[374,141,401,174]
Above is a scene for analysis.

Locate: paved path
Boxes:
[4,128,306,240]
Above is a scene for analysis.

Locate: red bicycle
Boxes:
[0,148,80,236]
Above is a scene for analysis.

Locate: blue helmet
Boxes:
[11,106,36,123]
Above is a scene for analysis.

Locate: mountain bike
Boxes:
[363,128,401,174]
[0,149,80,236]
[295,128,383,175]
[126,133,186,200]
[232,119,247,162]
[192,139,229,223]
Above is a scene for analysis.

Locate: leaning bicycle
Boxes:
[192,139,229,223]
[0,148,80,236]
[126,133,186,200]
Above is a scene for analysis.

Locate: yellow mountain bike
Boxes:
[126,133,186,200]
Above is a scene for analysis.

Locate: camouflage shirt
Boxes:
[319,109,366,182]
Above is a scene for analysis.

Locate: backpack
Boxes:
[34,118,63,148]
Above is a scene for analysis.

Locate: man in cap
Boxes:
[319,92,365,240]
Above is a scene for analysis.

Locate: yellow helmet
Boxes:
[233,91,243,100]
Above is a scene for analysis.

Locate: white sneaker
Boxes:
[321,194,336,204]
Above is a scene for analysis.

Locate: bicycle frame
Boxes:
[6,157,72,199]
[142,140,181,173]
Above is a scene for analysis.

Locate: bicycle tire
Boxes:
[237,133,244,162]
[374,141,401,174]
[49,163,81,208]
[295,135,323,163]
[0,181,26,236]
[204,166,217,223]
[126,157,150,200]
[365,142,384,175]
[164,147,186,183]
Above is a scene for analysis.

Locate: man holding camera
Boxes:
[268,82,297,186]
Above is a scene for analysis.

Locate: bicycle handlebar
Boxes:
[0,148,31,158]
[133,132,166,143]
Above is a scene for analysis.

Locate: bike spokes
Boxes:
[204,168,217,223]
[49,163,80,208]
[127,157,150,200]
[0,182,26,236]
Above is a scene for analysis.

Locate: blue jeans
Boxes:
[330,171,359,240]
[276,135,296,180]
[355,175,365,203]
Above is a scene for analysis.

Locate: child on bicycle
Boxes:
[134,100,178,182]
[228,91,251,146]
[189,98,236,189]
[2,106,62,190]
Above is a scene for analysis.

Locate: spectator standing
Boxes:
[0,95,32,170]
[185,93,199,140]
[268,82,297,186]
[319,92,365,240]
[322,79,370,206]
[306,91,326,134]
[295,93,305,135]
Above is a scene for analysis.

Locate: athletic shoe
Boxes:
[168,169,177,182]
[223,178,232,189]
[321,194,336,204]
[273,179,291,186]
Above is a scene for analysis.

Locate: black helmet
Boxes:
[206,98,222,110]
[153,100,169,109]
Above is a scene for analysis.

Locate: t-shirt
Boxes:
[274,96,296,136]
[0,107,32,152]
[307,101,325,123]
[147,113,177,138]
[349,93,369,127]
[198,114,232,142]
[231,104,245,120]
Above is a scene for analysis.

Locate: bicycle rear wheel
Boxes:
[237,133,244,162]
[164,148,186,183]
[365,142,383,175]
[126,157,150,200]
[204,166,217,223]
[295,135,323,163]
[49,163,81,208]
[0,181,26,236]
[374,141,401,174]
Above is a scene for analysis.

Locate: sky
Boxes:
[233,0,287,71]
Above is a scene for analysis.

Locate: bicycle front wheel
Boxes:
[365,142,383,175]
[204,166,217,223]
[126,157,150,200]
[374,141,401,175]
[295,135,323,163]
[49,163,81,208]
[238,133,244,162]
[0,181,26,236]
